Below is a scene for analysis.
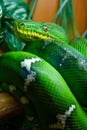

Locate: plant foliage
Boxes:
[0,0,29,51]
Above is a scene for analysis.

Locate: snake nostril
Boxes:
[19,23,25,28]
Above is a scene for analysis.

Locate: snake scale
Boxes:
[0,20,87,130]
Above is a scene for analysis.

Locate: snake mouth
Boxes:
[13,26,53,41]
[25,30,52,40]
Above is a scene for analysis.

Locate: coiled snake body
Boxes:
[0,20,87,130]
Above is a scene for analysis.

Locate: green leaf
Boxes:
[5,31,24,51]
[3,0,29,20]
[0,0,4,19]
[0,0,29,50]
[0,0,4,30]
[0,28,7,44]
[53,0,79,40]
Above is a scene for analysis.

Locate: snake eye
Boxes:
[42,25,48,32]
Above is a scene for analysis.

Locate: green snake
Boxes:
[70,37,87,58]
[0,20,87,130]
[13,20,87,107]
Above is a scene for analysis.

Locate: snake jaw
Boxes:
[17,28,53,41]
[13,21,52,41]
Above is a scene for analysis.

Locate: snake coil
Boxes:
[0,20,87,130]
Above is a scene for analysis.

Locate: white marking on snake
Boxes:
[42,40,51,49]
[21,58,41,92]
[59,54,68,67]
[20,96,29,104]
[9,85,16,92]
[59,63,62,67]
[49,104,76,129]
[80,59,86,65]
[27,116,34,121]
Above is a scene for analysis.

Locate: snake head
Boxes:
[12,20,69,43]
